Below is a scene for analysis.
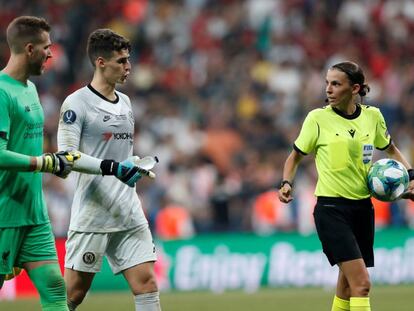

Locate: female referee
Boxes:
[278,61,414,311]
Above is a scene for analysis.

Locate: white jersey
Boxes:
[57,85,147,232]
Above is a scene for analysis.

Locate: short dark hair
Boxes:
[331,61,370,97]
[87,29,131,66]
[6,16,51,53]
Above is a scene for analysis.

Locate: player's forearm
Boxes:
[0,149,34,171]
[69,151,148,187]
[57,125,103,174]
[70,151,125,176]
[282,150,303,183]
[71,151,102,174]
[385,142,412,169]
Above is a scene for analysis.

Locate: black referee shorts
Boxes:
[313,196,374,267]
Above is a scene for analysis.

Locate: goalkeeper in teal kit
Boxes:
[0,16,79,311]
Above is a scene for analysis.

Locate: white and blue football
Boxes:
[367,159,409,202]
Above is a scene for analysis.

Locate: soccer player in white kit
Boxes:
[57,29,161,311]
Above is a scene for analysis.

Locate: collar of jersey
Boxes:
[332,103,361,120]
[87,84,119,104]
[0,71,30,88]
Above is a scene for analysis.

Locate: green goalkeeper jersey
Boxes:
[0,72,48,228]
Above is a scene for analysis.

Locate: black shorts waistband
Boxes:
[317,196,371,205]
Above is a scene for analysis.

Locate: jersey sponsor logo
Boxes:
[115,114,127,121]
[103,115,127,123]
[348,129,356,138]
[24,130,43,139]
[362,144,374,164]
[25,105,31,112]
[102,132,113,141]
[24,122,43,139]
[82,252,96,265]
[63,110,77,124]
[102,132,133,141]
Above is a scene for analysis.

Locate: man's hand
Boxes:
[115,158,143,187]
[100,156,157,187]
[36,151,81,178]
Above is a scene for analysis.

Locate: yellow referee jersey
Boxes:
[294,104,391,199]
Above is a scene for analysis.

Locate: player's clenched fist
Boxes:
[278,180,293,203]
[34,151,81,178]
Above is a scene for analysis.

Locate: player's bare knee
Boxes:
[143,276,158,293]
[144,275,158,292]
[351,279,371,297]
[68,287,88,305]
[131,275,158,295]
[360,279,371,296]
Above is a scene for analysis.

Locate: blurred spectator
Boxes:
[1,0,413,238]
[155,204,195,240]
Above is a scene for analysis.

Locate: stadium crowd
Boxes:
[1,0,414,238]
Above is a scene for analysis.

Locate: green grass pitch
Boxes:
[0,285,412,310]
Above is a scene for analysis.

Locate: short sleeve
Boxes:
[294,112,319,155]
[374,109,391,150]
[57,95,85,151]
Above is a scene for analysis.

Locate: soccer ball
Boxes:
[367,159,409,202]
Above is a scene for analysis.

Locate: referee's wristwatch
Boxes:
[408,169,414,181]
[279,180,293,189]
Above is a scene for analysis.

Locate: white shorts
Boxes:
[65,224,157,274]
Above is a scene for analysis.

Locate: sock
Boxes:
[28,264,68,311]
[67,299,79,311]
[135,291,161,311]
[41,301,69,311]
[331,295,350,311]
[350,297,371,311]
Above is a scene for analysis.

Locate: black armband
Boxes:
[100,159,119,176]
[408,169,414,181]
[279,180,293,189]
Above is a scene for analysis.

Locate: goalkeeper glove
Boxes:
[100,157,143,187]
[35,151,81,178]
[4,267,22,281]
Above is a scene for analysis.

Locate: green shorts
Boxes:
[0,223,57,274]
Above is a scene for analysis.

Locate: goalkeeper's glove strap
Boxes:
[33,153,56,173]
[100,159,119,176]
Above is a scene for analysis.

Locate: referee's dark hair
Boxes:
[331,61,370,98]
[87,29,131,67]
